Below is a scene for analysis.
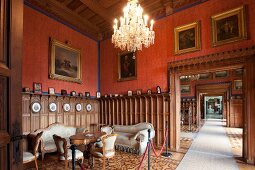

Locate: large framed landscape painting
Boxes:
[174,21,201,55]
[49,39,82,84]
[118,51,137,81]
[211,6,247,47]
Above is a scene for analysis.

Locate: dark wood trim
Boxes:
[168,45,255,164]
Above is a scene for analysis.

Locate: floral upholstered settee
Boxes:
[34,123,86,160]
[102,123,155,155]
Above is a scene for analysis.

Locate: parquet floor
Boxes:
[23,138,193,170]
[225,127,255,170]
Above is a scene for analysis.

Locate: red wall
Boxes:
[100,0,255,95]
[23,6,98,95]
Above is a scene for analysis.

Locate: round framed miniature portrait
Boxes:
[31,102,41,113]
[63,103,71,112]
[49,103,57,112]
[76,103,82,112]
[86,104,92,112]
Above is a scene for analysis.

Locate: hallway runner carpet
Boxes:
[177,119,239,170]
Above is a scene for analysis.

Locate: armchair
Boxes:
[90,134,118,169]
[53,134,84,170]
[23,131,43,170]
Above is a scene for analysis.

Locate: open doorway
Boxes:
[204,96,223,119]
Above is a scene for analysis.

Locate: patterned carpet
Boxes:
[225,127,242,157]
[23,138,193,170]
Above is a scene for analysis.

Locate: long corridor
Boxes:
[177,119,239,170]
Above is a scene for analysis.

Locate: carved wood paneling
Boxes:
[230,99,243,127]
[22,93,100,133]
[99,94,171,148]
[168,46,255,163]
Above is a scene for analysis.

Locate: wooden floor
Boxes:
[226,127,255,170]
[23,137,193,170]
[23,124,255,170]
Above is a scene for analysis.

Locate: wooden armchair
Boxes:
[53,134,84,169]
[23,131,43,170]
[90,134,118,169]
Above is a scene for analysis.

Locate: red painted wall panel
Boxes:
[100,0,255,95]
[23,6,98,95]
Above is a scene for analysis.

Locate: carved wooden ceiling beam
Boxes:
[168,45,255,73]
[80,0,115,24]
[25,0,101,40]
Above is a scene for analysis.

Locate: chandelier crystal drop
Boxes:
[112,0,155,52]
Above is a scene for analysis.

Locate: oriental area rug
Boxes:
[23,137,193,170]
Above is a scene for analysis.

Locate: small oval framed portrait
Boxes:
[49,103,57,112]
[86,104,92,112]
[63,103,71,112]
[31,102,41,113]
[76,103,82,112]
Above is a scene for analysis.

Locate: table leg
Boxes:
[70,144,76,170]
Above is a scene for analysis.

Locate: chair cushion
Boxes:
[23,152,39,162]
[91,147,115,158]
[44,141,57,152]
[114,132,138,148]
[59,149,83,161]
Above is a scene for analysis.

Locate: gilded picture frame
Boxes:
[49,39,82,83]
[233,80,242,90]
[118,51,137,81]
[211,6,247,47]
[180,85,191,94]
[174,21,201,55]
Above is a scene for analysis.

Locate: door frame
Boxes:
[168,45,255,164]
[0,0,23,169]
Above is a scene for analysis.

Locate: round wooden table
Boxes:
[69,131,106,170]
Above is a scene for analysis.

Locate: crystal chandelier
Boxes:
[112,0,155,52]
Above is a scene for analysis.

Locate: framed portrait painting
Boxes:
[211,6,247,47]
[49,39,82,83]
[118,51,137,81]
[174,21,201,55]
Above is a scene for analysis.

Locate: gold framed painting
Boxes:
[174,21,201,55]
[211,5,247,47]
[118,51,137,81]
[233,80,242,90]
[49,39,82,84]
[180,85,191,94]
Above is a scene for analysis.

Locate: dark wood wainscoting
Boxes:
[22,93,99,133]
[99,94,171,148]
[230,98,243,128]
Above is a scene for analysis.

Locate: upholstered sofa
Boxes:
[34,123,87,160]
[102,123,155,155]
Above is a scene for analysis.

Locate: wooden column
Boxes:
[243,56,255,164]
[169,70,180,151]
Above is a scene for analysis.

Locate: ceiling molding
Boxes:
[25,0,101,40]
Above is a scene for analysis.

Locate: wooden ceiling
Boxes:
[25,0,205,40]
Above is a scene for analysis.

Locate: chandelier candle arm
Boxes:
[112,0,155,52]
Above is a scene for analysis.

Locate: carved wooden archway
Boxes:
[168,45,255,164]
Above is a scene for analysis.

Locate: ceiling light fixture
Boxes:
[112,0,155,52]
